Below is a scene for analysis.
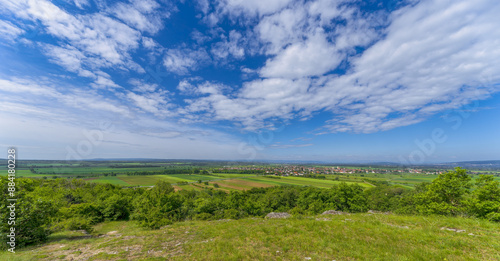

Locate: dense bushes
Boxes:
[398,168,500,220]
[1,167,499,250]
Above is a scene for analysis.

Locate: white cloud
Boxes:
[0,76,240,152]
[125,82,172,116]
[1,0,145,75]
[184,0,500,133]
[142,36,159,49]
[217,0,294,17]
[110,0,165,34]
[0,77,131,117]
[43,44,86,73]
[163,48,210,75]
[129,78,158,93]
[0,76,245,160]
[260,30,342,78]
[0,112,244,160]
[177,79,196,94]
[268,143,313,149]
[211,30,245,60]
[0,19,24,42]
[126,92,166,115]
[0,78,59,97]
[72,0,90,9]
[320,0,500,132]
[255,5,308,54]
[91,74,121,89]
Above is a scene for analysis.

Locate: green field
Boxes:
[116,174,223,186]
[243,176,373,188]
[2,160,499,192]
[87,176,130,186]
[3,214,499,261]
[33,166,168,174]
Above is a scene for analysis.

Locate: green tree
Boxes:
[0,177,58,249]
[328,182,368,212]
[364,185,405,211]
[413,167,472,215]
[466,175,500,221]
[132,181,182,229]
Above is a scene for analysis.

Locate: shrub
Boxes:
[56,217,94,234]
[412,168,472,215]
[99,194,130,221]
[194,213,213,220]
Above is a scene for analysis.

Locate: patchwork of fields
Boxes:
[3,160,499,192]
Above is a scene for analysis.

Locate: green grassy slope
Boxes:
[3,214,499,260]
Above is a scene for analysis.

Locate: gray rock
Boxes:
[322,210,349,215]
[266,212,291,219]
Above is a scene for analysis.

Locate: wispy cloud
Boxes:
[268,143,314,149]
[0,19,24,42]
[0,0,171,89]
[183,0,500,133]
[109,0,167,34]
[163,48,211,75]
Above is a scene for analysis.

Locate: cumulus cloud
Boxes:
[217,0,294,17]
[124,78,171,116]
[183,0,500,133]
[211,30,246,60]
[3,0,500,138]
[110,0,166,34]
[126,91,170,116]
[259,30,342,78]
[163,48,211,75]
[129,78,158,93]
[71,0,90,9]
[0,0,156,83]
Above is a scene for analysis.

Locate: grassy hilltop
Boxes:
[2,213,500,260]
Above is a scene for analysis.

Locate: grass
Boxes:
[212,173,259,178]
[3,214,499,260]
[0,169,39,177]
[213,179,274,190]
[117,174,221,186]
[87,176,130,186]
[244,176,374,188]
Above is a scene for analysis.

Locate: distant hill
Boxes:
[437,160,500,169]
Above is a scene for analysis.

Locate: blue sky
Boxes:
[0,0,499,163]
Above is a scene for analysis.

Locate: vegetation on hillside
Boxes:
[2,215,500,260]
[1,167,499,251]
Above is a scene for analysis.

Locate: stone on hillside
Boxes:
[368,210,392,215]
[265,212,291,219]
[322,210,348,215]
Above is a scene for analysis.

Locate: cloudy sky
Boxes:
[0,0,499,163]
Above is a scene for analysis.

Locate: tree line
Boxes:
[1,168,499,250]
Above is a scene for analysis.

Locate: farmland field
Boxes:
[1,160,499,192]
[88,176,130,186]
[243,176,373,188]
[211,179,274,190]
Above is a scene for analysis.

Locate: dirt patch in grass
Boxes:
[208,181,246,191]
